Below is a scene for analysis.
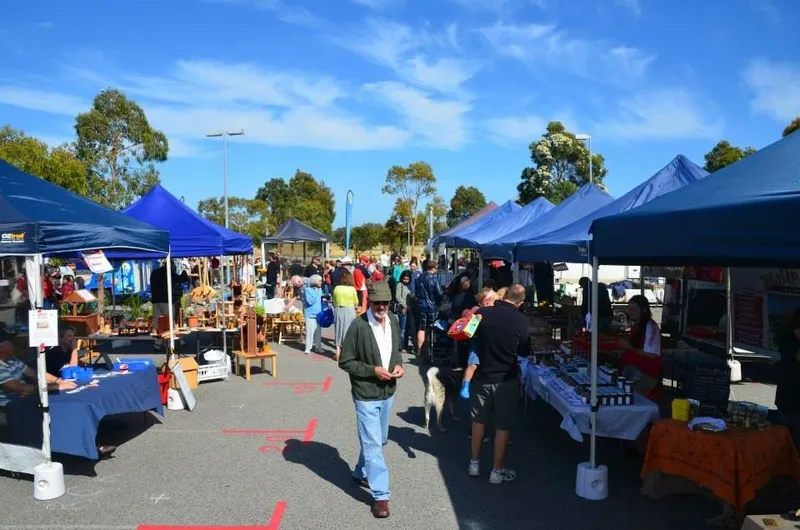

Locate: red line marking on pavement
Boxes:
[302,417,318,442]
[222,429,303,435]
[321,376,332,392]
[137,500,286,530]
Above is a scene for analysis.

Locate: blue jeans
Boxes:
[399,312,408,350]
[353,395,394,501]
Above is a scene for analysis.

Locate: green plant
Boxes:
[255,305,265,317]
[180,293,190,311]
[184,305,196,317]
[143,305,153,320]
[127,294,142,320]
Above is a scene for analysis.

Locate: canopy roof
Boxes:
[0,161,169,256]
[109,184,252,258]
[482,184,614,261]
[263,218,328,244]
[448,197,553,250]
[430,201,498,247]
[590,132,800,267]
[443,200,522,247]
[516,155,708,263]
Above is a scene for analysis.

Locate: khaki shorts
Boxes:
[470,377,520,431]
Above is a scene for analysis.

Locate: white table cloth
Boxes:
[521,359,660,442]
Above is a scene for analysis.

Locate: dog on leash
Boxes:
[424,366,464,431]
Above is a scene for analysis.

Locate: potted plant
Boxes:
[185,305,198,328]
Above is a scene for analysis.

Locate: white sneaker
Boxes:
[468,460,480,477]
[489,468,517,484]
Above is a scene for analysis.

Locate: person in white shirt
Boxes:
[379,251,390,272]
[618,294,662,396]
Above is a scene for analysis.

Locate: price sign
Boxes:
[28,309,59,348]
[81,250,113,274]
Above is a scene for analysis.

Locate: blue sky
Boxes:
[1,0,799,227]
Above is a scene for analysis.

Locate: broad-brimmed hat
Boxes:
[368,281,393,303]
[341,256,353,265]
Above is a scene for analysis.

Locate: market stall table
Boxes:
[5,366,163,460]
[274,319,305,345]
[641,419,800,524]
[521,359,660,441]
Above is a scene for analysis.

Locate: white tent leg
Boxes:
[166,251,175,359]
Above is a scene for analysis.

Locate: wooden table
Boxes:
[274,319,304,345]
[234,346,277,380]
[641,419,800,526]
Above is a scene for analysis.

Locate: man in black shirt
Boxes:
[265,253,281,299]
[42,326,78,376]
[149,260,188,334]
[288,259,304,278]
[329,259,344,290]
[304,256,323,278]
[468,284,529,485]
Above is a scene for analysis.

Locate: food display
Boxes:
[727,401,770,431]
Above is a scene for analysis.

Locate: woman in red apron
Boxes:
[618,295,662,397]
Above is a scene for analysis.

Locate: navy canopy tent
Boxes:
[0,161,169,255]
[444,200,522,247]
[516,155,708,263]
[430,202,498,247]
[481,184,614,261]
[448,197,553,250]
[263,218,328,244]
[109,184,252,258]
[590,132,800,267]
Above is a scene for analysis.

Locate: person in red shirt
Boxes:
[60,275,76,299]
[353,255,370,313]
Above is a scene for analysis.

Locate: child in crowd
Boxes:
[460,287,497,399]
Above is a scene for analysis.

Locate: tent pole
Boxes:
[589,256,599,469]
[478,256,484,288]
[166,251,175,360]
[303,243,307,263]
[726,268,733,359]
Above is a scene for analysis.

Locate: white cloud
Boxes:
[35,21,54,29]
[365,81,471,149]
[0,86,86,115]
[202,0,327,29]
[485,115,546,145]
[450,0,546,13]
[615,0,641,17]
[350,0,399,10]
[336,18,477,95]
[742,59,800,122]
[479,22,655,85]
[594,89,724,141]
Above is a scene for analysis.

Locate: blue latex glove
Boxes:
[460,379,470,400]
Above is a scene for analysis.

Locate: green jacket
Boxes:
[338,312,403,401]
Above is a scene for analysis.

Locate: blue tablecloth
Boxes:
[6,366,163,459]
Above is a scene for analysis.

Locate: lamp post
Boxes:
[575,133,593,184]
[206,129,244,284]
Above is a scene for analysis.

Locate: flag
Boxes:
[345,190,354,256]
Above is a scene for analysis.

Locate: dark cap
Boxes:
[368,281,393,303]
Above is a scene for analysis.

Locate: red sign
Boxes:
[733,293,764,348]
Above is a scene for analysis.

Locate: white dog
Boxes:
[424,366,463,432]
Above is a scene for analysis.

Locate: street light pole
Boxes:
[206,130,245,229]
[576,134,593,184]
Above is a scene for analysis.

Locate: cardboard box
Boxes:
[168,357,198,390]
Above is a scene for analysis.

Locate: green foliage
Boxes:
[382,217,406,252]
[350,222,384,253]
[703,140,756,173]
[197,196,270,245]
[517,121,607,205]
[783,117,800,138]
[75,89,169,210]
[255,170,335,234]
[0,125,88,195]
[331,227,346,249]
[447,186,486,227]
[381,161,437,251]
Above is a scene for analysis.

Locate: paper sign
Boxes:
[74,289,97,302]
[81,250,113,274]
[28,309,59,348]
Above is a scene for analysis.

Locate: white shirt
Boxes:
[367,308,392,370]
[380,253,390,268]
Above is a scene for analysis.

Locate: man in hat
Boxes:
[338,281,404,519]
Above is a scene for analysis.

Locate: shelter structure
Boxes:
[430,201,498,247]
[441,200,521,248]
[515,155,708,263]
[446,197,553,250]
[262,218,329,261]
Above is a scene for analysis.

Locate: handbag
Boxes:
[317,303,334,328]
[447,313,482,341]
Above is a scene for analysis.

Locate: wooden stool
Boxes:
[233,307,277,380]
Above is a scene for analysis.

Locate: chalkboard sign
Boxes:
[170,361,197,411]
[683,362,730,417]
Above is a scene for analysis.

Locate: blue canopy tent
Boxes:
[481,184,614,261]
[443,200,522,247]
[263,218,328,244]
[107,184,252,258]
[590,132,800,267]
[515,155,708,263]
[0,160,169,489]
[446,197,553,250]
[430,201,498,247]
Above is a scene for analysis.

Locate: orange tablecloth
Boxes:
[642,419,800,514]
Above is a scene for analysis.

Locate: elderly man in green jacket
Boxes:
[338,280,404,519]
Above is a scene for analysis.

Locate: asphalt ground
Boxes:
[0,328,792,530]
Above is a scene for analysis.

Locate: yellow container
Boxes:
[671,398,690,421]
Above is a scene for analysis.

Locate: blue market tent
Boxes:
[0,160,169,256]
[448,197,554,250]
[263,218,328,244]
[481,184,614,261]
[109,184,253,258]
[430,201,499,247]
[444,200,522,247]
[590,132,800,267]
[516,155,708,263]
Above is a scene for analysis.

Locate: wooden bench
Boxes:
[233,307,277,380]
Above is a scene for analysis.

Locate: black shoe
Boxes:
[97,445,117,459]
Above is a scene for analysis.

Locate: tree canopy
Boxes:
[74,89,169,210]
[350,222,384,253]
[783,117,800,138]
[381,161,437,251]
[447,185,486,227]
[256,169,335,234]
[517,121,607,205]
[197,196,269,245]
[703,140,756,173]
[0,125,87,195]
